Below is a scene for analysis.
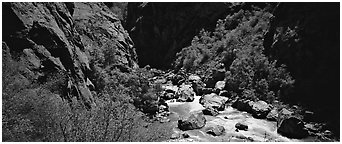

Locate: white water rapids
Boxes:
[166,96,315,142]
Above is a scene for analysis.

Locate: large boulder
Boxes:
[231,99,254,113]
[162,92,176,100]
[205,125,225,136]
[215,81,226,90]
[188,74,201,82]
[162,85,179,94]
[199,93,228,111]
[250,100,272,119]
[153,77,167,84]
[176,84,195,102]
[170,132,190,139]
[170,133,181,139]
[219,90,230,97]
[277,108,309,138]
[171,74,185,85]
[235,122,248,131]
[204,68,226,88]
[178,112,206,131]
[191,78,206,95]
[266,109,278,121]
[197,87,220,96]
[202,107,219,116]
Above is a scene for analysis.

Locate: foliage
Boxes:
[174,8,294,102]
[3,41,170,142]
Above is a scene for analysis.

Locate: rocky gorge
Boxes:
[147,69,335,142]
[2,2,339,142]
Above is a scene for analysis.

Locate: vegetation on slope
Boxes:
[2,41,171,142]
[174,8,294,103]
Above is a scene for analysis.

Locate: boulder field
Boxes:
[149,70,332,142]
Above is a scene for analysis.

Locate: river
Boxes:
[166,96,316,142]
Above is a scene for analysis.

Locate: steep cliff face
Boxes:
[2,2,138,109]
[126,2,242,69]
[263,3,339,131]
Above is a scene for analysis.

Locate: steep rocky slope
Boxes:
[125,2,242,68]
[263,3,339,134]
[2,2,138,108]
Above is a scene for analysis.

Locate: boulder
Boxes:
[162,85,179,95]
[176,84,195,102]
[277,108,309,138]
[178,112,206,131]
[170,132,190,139]
[188,74,201,82]
[279,108,294,115]
[304,123,320,133]
[205,125,225,136]
[251,100,272,119]
[160,117,170,123]
[197,87,219,96]
[181,132,190,138]
[171,74,184,85]
[277,117,309,138]
[204,69,226,88]
[215,81,226,90]
[202,107,219,116]
[219,90,230,97]
[154,77,167,84]
[170,133,180,139]
[266,109,278,121]
[231,99,254,113]
[158,104,169,112]
[162,92,176,100]
[235,122,248,131]
[191,79,206,95]
[199,93,228,111]
[166,72,175,81]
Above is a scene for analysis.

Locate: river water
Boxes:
[166,96,314,142]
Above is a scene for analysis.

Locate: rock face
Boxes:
[2,2,138,109]
[178,112,206,131]
[125,2,233,68]
[73,3,138,70]
[263,3,339,132]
